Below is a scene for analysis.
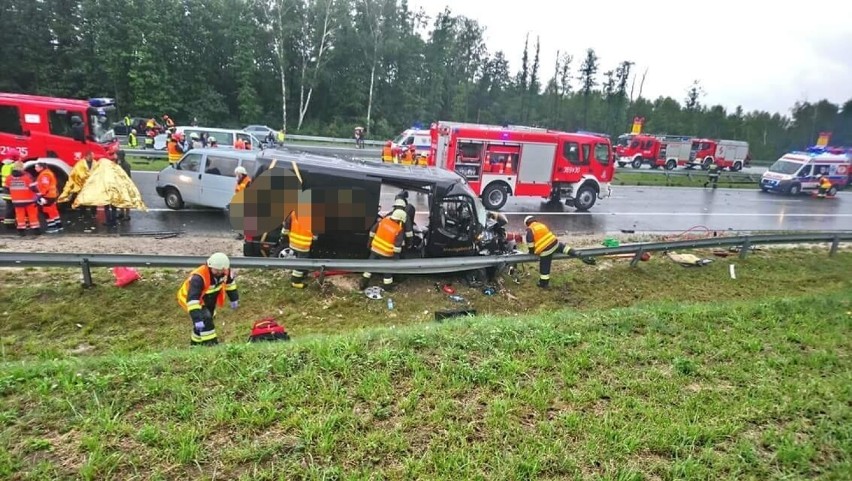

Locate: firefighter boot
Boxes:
[537,278,550,289]
[359,275,370,291]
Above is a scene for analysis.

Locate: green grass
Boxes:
[0,289,849,479]
[614,171,761,189]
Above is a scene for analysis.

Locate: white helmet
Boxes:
[524,215,534,225]
[393,198,406,208]
[234,166,247,176]
[390,209,407,223]
[207,252,230,270]
[208,136,217,143]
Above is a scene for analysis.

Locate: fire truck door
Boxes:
[518,143,557,184]
[588,141,613,182]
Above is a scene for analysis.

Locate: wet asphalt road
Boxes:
[26,171,843,238]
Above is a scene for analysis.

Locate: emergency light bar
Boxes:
[88,98,115,107]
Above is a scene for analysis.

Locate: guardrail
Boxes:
[615,169,762,183]
[0,233,847,287]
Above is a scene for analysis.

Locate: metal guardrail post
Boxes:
[739,238,751,259]
[81,258,94,288]
[830,235,840,257]
[630,248,645,267]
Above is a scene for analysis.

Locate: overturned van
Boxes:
[231,149,511,260]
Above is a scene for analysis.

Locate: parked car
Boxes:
[155,148,267,210]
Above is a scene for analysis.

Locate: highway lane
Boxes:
[33,171,841,237]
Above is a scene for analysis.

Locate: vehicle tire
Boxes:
[665,159,676,170]
[828,186,838,197]
[482,183,508,210]
[164,188,184,210]
[760,186,769,193]
[631,157,643,169]
[788,183,801,196]
[617,162,626,168]
[701,158,713,170]
[573,184,597,211]
[731,162,742,172]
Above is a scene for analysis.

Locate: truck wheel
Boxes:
[665,159,676,170]
[631,157,643,169]
[573,184,597,211]
[164,188,184,210]
[731,162,742,172]
[482,183,508,210]
[617,162,626,168]
[788,183,801,196]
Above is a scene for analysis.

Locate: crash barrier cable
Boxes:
[0,232,848,288]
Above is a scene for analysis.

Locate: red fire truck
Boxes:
[617,134,694,170]
[429,121,614,211]
[0,92,120,189]
[686,138,750,171]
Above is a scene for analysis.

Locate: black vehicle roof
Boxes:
[257,147,465,192]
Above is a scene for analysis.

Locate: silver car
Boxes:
[155,148,264,210]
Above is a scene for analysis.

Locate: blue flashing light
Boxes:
[88,97,115,107]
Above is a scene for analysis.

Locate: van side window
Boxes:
[594,143,611,165]
[48,110,80,138]
[581,144,591,165]
[0,106,23,135]
[240,159,257,177]
[178,153,202,172]
[798,165,811,177]
[562,141,580,165]
[206,155,238,177]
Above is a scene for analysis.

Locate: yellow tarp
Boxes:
[57,159,100,203]
[72,159,148,211]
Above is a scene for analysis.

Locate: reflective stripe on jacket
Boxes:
[528,221,558,256]
[37,169,58,198]
[370,217,403,257]
[283,211,313,253]
[177,265,235,313]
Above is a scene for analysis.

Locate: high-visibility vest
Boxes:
[820,177,832,189]
[5,172,38,205]
[401,151,414,165]
[36,169,58,198]
[167,140,182,163]
[235,176,251,193]
[284,211,313,253]
[528,221,558,255]
[176,265,231,313]
[0,163,14,200]
[381,146,393,162]
[128,132,138,147]
[370,217,403,257]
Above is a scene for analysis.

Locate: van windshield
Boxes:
[768,159,804,175]
[392,132,408,145]
[459,180,487,226]
[88,106,118,143]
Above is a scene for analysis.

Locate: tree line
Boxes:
[1,0,850,160]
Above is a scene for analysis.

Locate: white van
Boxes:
[391,128,431,156]
[153,126,263,151]
[155,148,271,209]
[760,150,851,195]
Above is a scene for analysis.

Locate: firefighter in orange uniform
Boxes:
[167,132,185,164]
[381,141,394,163]
[817,175,832,198]
[3,160,42,236]
[401,145,415,165]
[234,166,251,193]
[359,209,406,290]
[35,162,63,233]
[176,253,239,346]
[282,209,317,288]
[524,215,576,288]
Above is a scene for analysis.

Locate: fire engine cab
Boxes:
[0,92,120,189]
[687,138,749,171]
[429,121,614,211]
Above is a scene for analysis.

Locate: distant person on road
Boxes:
[116,150,132,221]
[704,163,720,189]
[234,166,251,193]
[34,162,63,233]
[177,253,240,346]
[4,160,41,236]
[1,149,21,228]
[127,129,138,148]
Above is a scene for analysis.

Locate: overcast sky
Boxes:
[406,0,852,116]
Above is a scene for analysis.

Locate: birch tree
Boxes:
[295,0,337,131]
[264,0,298,132]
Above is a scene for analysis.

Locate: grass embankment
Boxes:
[613,171,759,189]
[1,249,850,363]
[127,156,169,172]
[1,290,850,479]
